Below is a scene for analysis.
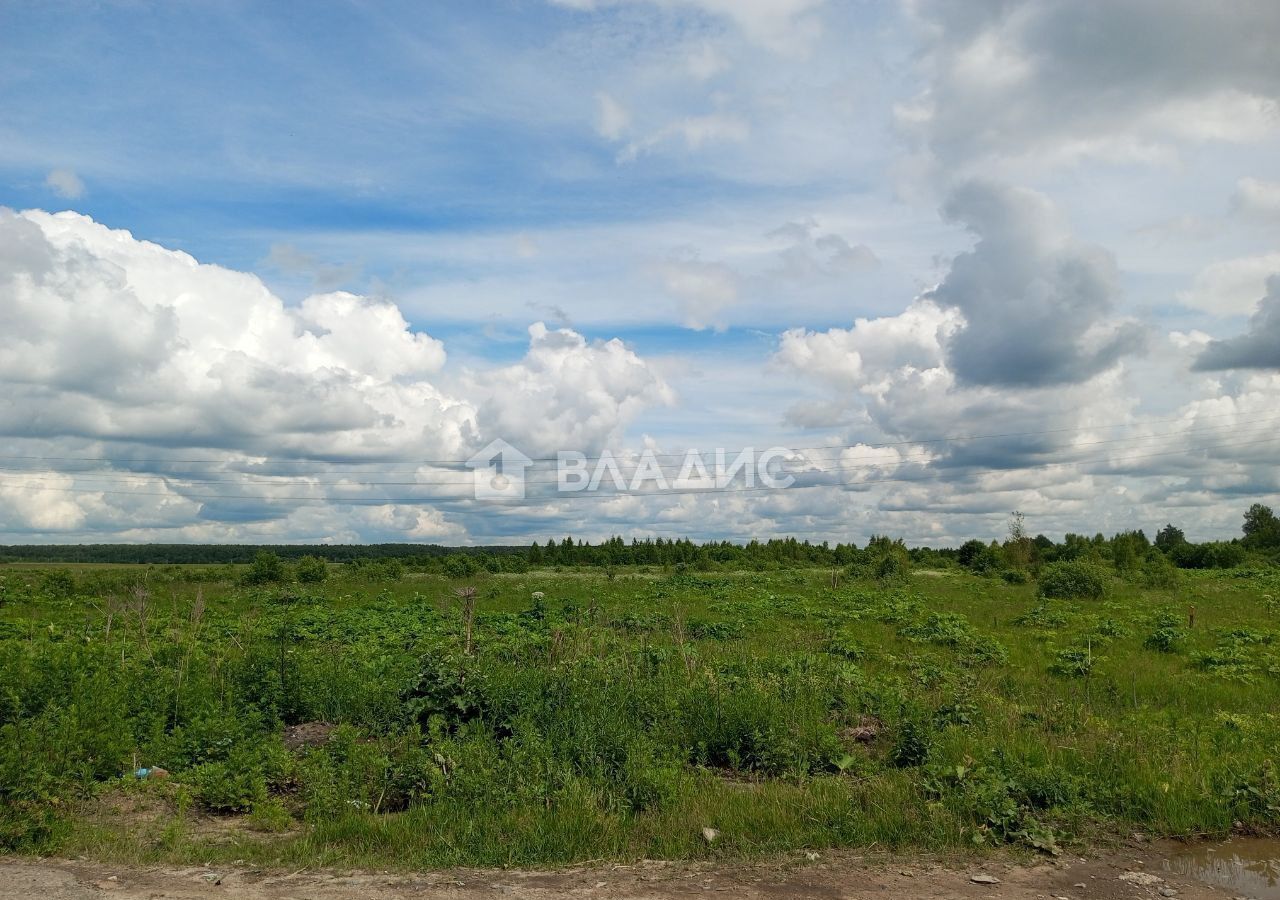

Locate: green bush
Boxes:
[189,758,267,812]
[243,551,286,585]
[862,536,911,583]
[1142,553,1180,588]
[441,554,478,578]
[1038,561,1108,600]
[294,555,328,584]
[347,557,405,581]
[875,550,910,582]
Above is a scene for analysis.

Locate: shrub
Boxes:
[189,759,268,812]
[862,536,911,583]
[1141,553,1180,588]
[875,549,911,582]
[347,557,405,581]
[681,675,841,776]
[1038,561,1107,600]
[442,553,478,578]
[243,551,286,585]
[294,555,328,584]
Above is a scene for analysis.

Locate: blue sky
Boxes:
[2,0,1279,545]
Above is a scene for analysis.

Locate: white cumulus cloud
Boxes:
[0,208,673,539]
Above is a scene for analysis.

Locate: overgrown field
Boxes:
[2,562,1279,868]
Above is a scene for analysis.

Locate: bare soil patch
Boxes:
[0,844,1232,900]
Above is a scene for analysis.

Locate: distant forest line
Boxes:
[2,503,1278,573]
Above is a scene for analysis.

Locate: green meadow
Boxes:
[2,555,1278,869]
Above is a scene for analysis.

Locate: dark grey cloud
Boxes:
[926,180,1145,387]
[1193,275,1280,371]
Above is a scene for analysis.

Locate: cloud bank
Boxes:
[0,208,672,539]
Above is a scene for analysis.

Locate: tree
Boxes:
[1242,503,1280,549]
[958,538,999,574]
[1154,524,1186,552]
[1111,530,1147,572]
[1003,511,1033,570]
[866,536,911,583]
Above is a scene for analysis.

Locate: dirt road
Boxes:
[0,846,1235,900]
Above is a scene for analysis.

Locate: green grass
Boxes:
[1,562,1278,868]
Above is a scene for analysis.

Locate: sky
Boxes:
[1,0,1279,546]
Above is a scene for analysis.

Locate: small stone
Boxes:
[970,874,1001,885]
[1074,884,1087,889]
[701,827,720,844]
[1158,889,1177,898]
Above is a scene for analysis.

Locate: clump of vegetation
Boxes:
[1143,610,1188,653]
[1013,604,1071,630]
[849,535,912,583]
[294,555,329,583]
[347,556,405,581]
[243,550,287,585]
[1048,645,1097,678]
[957,539,1001,575]
[40,569,77,600]
[1141,553,1180,588]
[1038,561,1108,600]
[899,611,1008,664]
